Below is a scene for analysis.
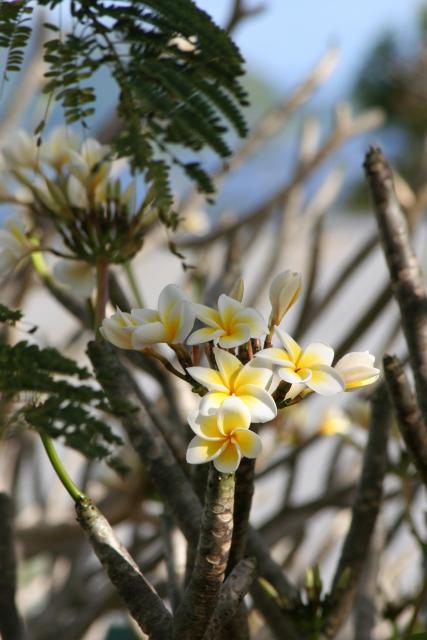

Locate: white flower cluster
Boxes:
[101,272,380,473]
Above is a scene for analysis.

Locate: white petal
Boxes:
[187,366,228,392]
[237,385,277,423]
[234,307,267,337]
[217,324,251,348]
[235,362,272,390]
[173,301,196,343]
[213,347,242,387]
[158,284,187,324]
[186,436,225,464]
[131,308,160,323]
[187,412,222,440]
[255,347,294,367]
[67,175,88,208]
[218,293,242,326]
[101,311,135,349]
[218,396,251,435]
[278,367,311,384]
[298,342,334,369]
[285,383,306,401]
[234,429,263,458]
[187,327,223,345]
[306,365,344,396]
[335,351,376,371]
[274,328,301,364]
[131,322,168,347]
[192,302,221,328]
[269,270,301,324]
[213,442,241,473]
[200,391,229,414]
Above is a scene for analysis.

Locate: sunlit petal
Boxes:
[200,391,230,414]
[278,367,311,384]
[235,362,272,390]
[132,322,168,347]
[158,284,187,324]
[340,366,380,389]
[213,442,241,473]
[192,302,222,328]
[213,348,242,387]
[234,429,262,458]
[187,327,224,345]
[173,301,196,343]
[218,294,242,326]
[285,383,305,401]
[237,385,277,423]
[188,412,222,440]
[217,323,251,348]
[187,366,227,392]
[255,347,294,367]
[235,308,267,336]
[218,396,251,435]
[298,342,334,368]
[101,311,136,349]
[306,365,344,396]
[274,328,301,363]
[186,436,225,464]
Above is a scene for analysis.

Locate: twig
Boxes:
[173,465,235,640]
[353,518,383,639]
[365,147,427,426]
[294,216,324,338]
[383,354,427,488]
[179,105,383,248]
[0,493,26,640]
[161,510,181,612]
[203,558,257,640]
[224,0,265,34]
[322,385,391,638]
[76,498,173,639]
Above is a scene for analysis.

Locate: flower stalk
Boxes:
[40,434,85,503]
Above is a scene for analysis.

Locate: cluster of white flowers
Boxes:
[101,271,380,473]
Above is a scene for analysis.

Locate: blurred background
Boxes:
[1,1,427,638]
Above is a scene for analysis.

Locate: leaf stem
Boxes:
[95,256,109,330]
[40,434,85,503]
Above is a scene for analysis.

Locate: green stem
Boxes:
[124,261,144,307]
[40,434,85,502]
[95,257,109,331]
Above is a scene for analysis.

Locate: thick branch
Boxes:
[0,493,26,640]
[383,354,427,488]
[203,557,257,640]
[365,147,427,426]
[322,385,391,638]
[76,498,172,639]
[174,465,235,640]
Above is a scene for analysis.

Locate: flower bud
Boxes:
[269,270,301,326]
[334,351,380,390]
[228,277,244,302]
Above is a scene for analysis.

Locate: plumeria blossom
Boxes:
[0,217,32,279]
[334,351,380,390]
[130,284,195,348]
[186,397,262,473]
[187,294,267,349]
[53,259,96,298]
[100,308,138,349]
[256,328,344,396]
[187,347,277,422]
[318,407,351,437]
[269,270,302,327]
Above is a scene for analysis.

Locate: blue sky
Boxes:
[196,0,425,99]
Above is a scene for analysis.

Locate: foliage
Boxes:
[0,303,22,325]
[0,0,249,226]
[0,309,125,473]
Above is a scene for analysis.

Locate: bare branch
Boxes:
[383,354,427,488]
[76,498,173,639]
[322,385,391,638]
[365,147,427,426]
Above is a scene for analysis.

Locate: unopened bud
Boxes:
[229,277,244,302]
[269,270,301,327]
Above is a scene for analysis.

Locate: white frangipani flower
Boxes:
[0,217,31,278]
[100,308,138,350]
[269,270,302,327]
[186,397,262,473]
[334,352,380,390]
[70,138,111,185]
[188,347,276,423]
[40,126,80,169]
[2,130,39,169]
[187,294,267,349]
[256,328,344,396]
[67,175,89,209]
[131,284,195,347]
[53,259,95,298]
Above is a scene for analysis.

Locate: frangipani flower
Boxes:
[269,270,301,326]
[131,284,195,347]
[187,294,267,348]
[100,308,138,349]
[0,217,32,278]
[256,328,344,396]
[53,259,95,298]
[40,126,80,169]
[334,352,380,390]
[2,130,39,169]
[186,397,262,473]
[318,407,351,436]
[188,347,276,423]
